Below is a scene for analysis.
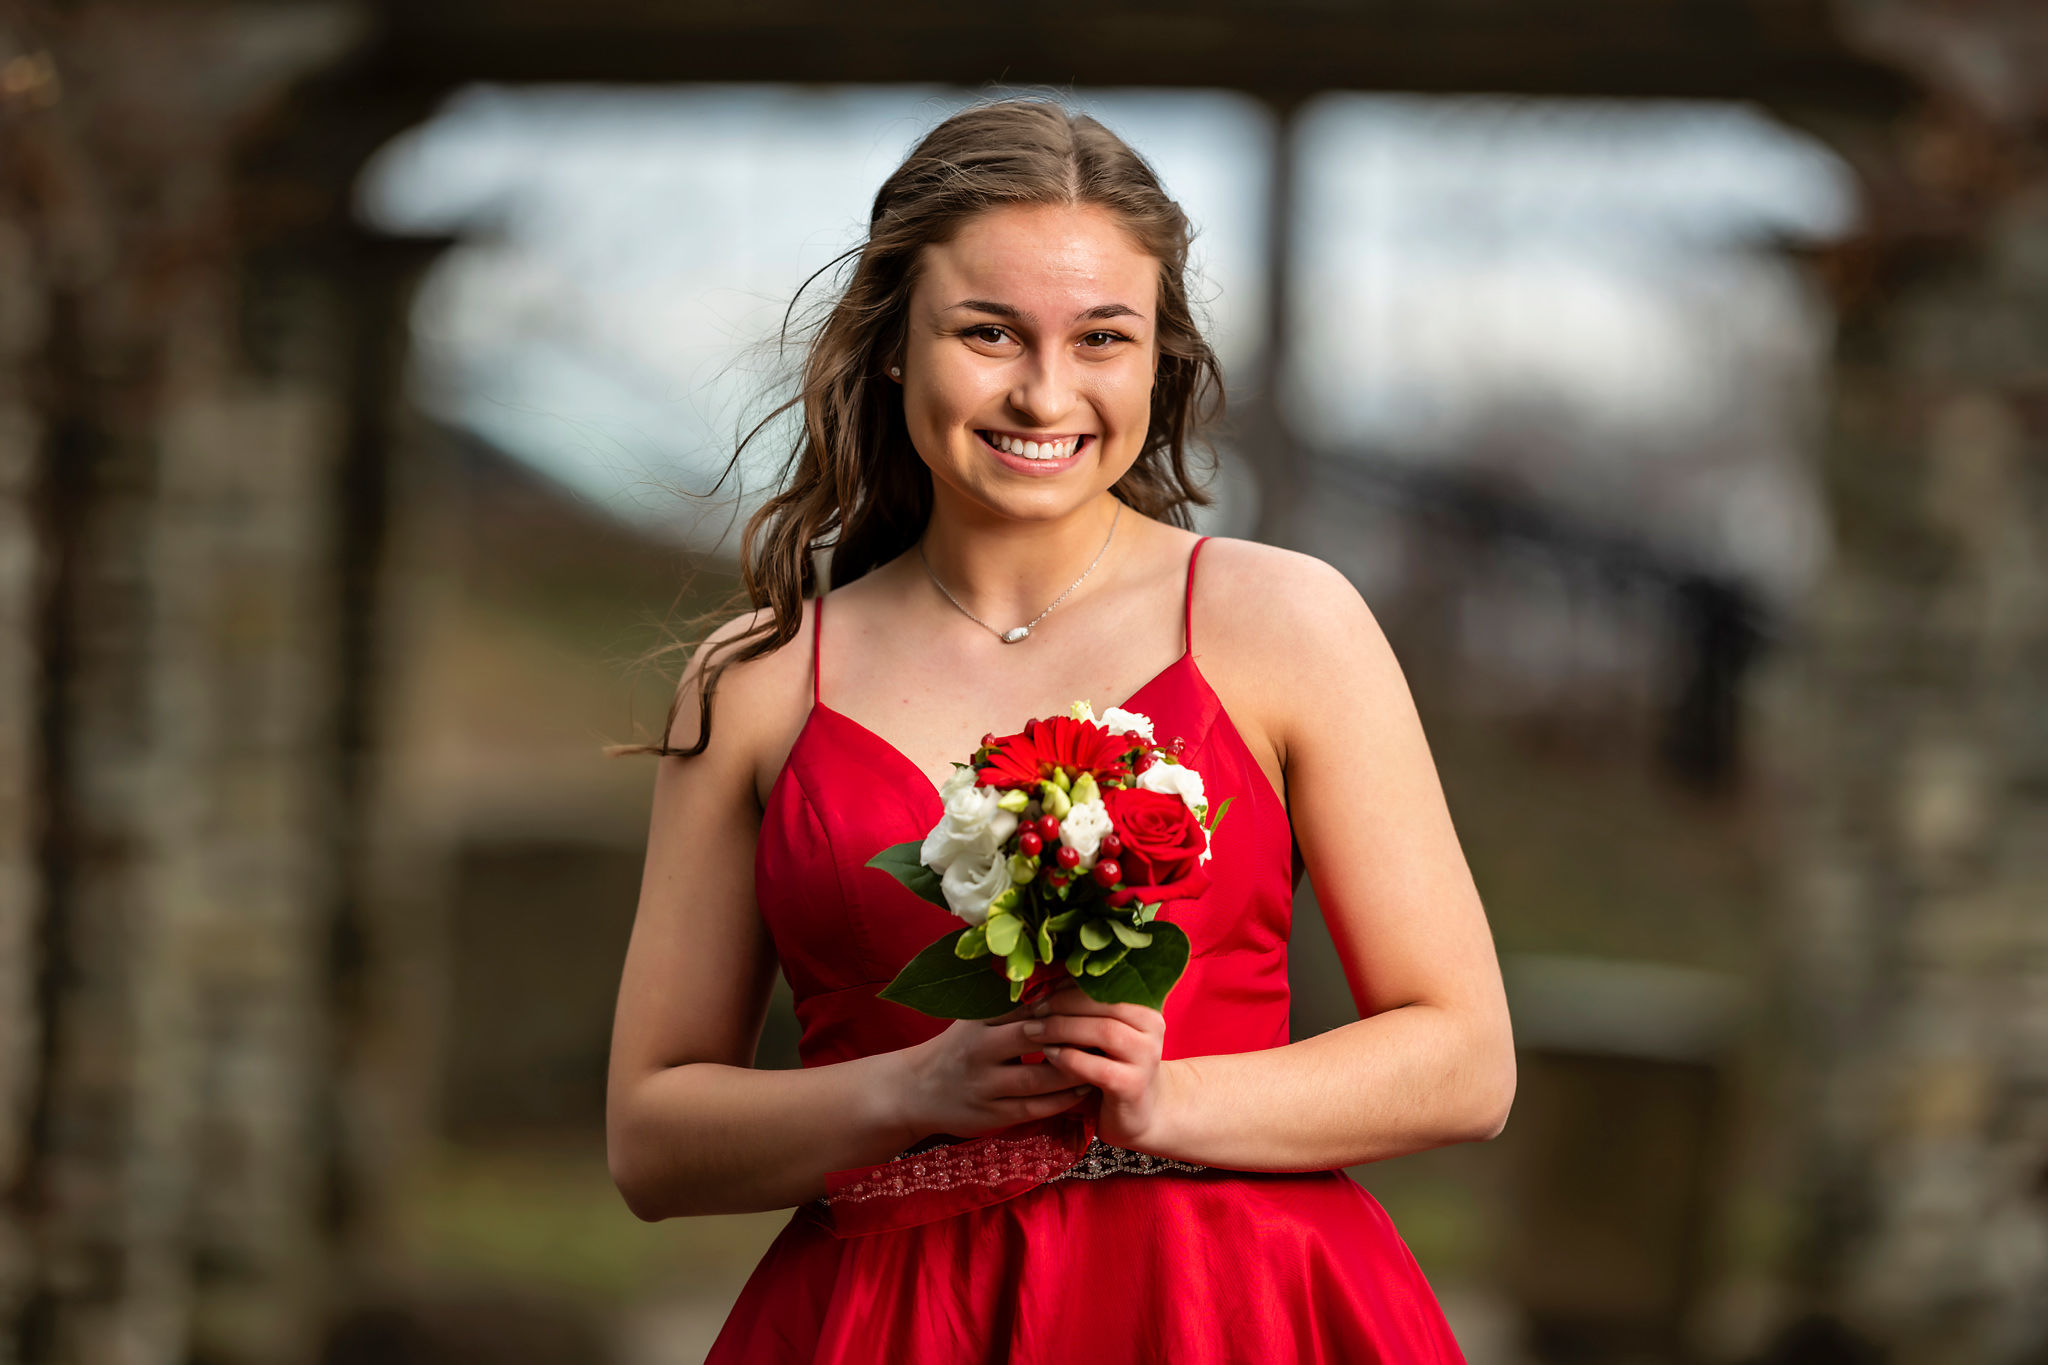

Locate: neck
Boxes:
[917,490,1125,626]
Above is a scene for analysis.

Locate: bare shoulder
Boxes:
[663,600,816,778]
[1194,536,1381,660]
[1191,537,1403,758]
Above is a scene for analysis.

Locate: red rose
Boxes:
[1100,786,1210,907]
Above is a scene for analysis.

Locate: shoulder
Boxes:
[1192,536,1377,646]
[663,598,816,759]
[1190,537,1401,742]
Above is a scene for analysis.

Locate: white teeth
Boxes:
[987,433,1079,460]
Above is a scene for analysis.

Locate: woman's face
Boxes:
[897,202,1160,523]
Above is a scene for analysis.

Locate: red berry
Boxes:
[1017,830,1043,857]
[1037,814,1061,842]
[982,732,997,749]
[1100,834,1122,859]
[1171,735,1186,752]
[1054,844,1080,870]
[1133,753,1154,774]
[1092,859,1121,886]
[1046,870,1067,887]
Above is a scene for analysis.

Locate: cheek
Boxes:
[1090,358,1158,430]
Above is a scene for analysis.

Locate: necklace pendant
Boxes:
[1001,626,1031,643]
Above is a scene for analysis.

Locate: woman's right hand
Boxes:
[892,996,1094,1141]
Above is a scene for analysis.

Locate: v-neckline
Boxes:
[807,646,1195,809]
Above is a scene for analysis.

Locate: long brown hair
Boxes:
[608,97,1225,761]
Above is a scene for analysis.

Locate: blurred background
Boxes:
[3,2,2045,1363]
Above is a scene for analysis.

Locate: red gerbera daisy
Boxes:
[976,715,1134,790]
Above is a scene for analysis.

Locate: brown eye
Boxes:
[967,325,1009,345]
[1081,331,1127,349]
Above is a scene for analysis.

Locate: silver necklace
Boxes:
[918,502,1121,644]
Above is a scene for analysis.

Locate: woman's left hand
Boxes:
[1020,978,1176,1151]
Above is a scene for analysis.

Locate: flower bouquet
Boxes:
[866,701,1231,1019]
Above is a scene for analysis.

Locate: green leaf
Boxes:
[879,930,1019,1019]
[865,841,949,911]
[985,913,1022,958]
[1109,920,1153,949]
[1079,919,1113,951]
[954,924,991,959]
[1004,940,1036,982]
[1036,919,1055,963]
[1065,943,1089,977]
[1083,943,1130,976]
[1070,922,1191,1011]
[1044,907,1084,933]
[1206,795,1234,834]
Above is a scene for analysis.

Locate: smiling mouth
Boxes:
[978,430,1089,461]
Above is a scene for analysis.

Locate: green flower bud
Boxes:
[1040,781,1071,820]
[996,787,1030,813]
[1050,765,1072,793]
[1070,771,1100,807]
[1007,853,1039,884]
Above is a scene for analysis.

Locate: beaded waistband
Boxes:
[812,1133,1208,1214]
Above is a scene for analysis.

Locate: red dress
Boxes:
[705,536,1468,1363]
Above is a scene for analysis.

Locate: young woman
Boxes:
[606,98,1513,1361]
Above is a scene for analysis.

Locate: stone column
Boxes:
[1763,8,2048,1354]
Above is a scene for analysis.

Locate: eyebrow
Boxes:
[944,300,1146,323]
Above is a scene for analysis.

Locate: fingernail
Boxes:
[1044,1044,1063,1058]
[1022,1021,1044,1038]
[1033,1001,1051,1017]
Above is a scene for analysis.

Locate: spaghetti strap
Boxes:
[811,595,824,706]
[1185,536,1210,655]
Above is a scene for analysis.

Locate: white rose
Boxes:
[1136,755,1207,817]
[940,845,1012,925]
[1098,707,1155,743]
[920,767,1019,874]
[1057,796,1114,871]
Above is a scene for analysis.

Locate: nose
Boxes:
[1007,344,1076,428]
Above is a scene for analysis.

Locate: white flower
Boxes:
[920,767,1019,874]
[940,845,1012,925]
[1198,822,1213,865]
[1136,754,1207,818]
[1068,699,1096,724]
[1098,707,1155,743]
[1057,796,1114,871]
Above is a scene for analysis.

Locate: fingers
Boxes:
[1020,1013,1153,1061]
[1009,1087,1091,1120]
[982,1060,1073,1097]
[1038,981,1162,1030]
[1041,1045,1114,1088]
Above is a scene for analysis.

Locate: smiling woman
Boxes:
[603,97,1507,1363]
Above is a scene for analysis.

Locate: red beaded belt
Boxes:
[805,1103,1209,1239]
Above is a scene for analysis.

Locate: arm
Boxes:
[1035,546,1515,1171]
[605,610,921,1220]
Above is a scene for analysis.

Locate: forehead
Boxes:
[916,203,1158,317]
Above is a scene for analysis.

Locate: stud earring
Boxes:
[889,366,902,378]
